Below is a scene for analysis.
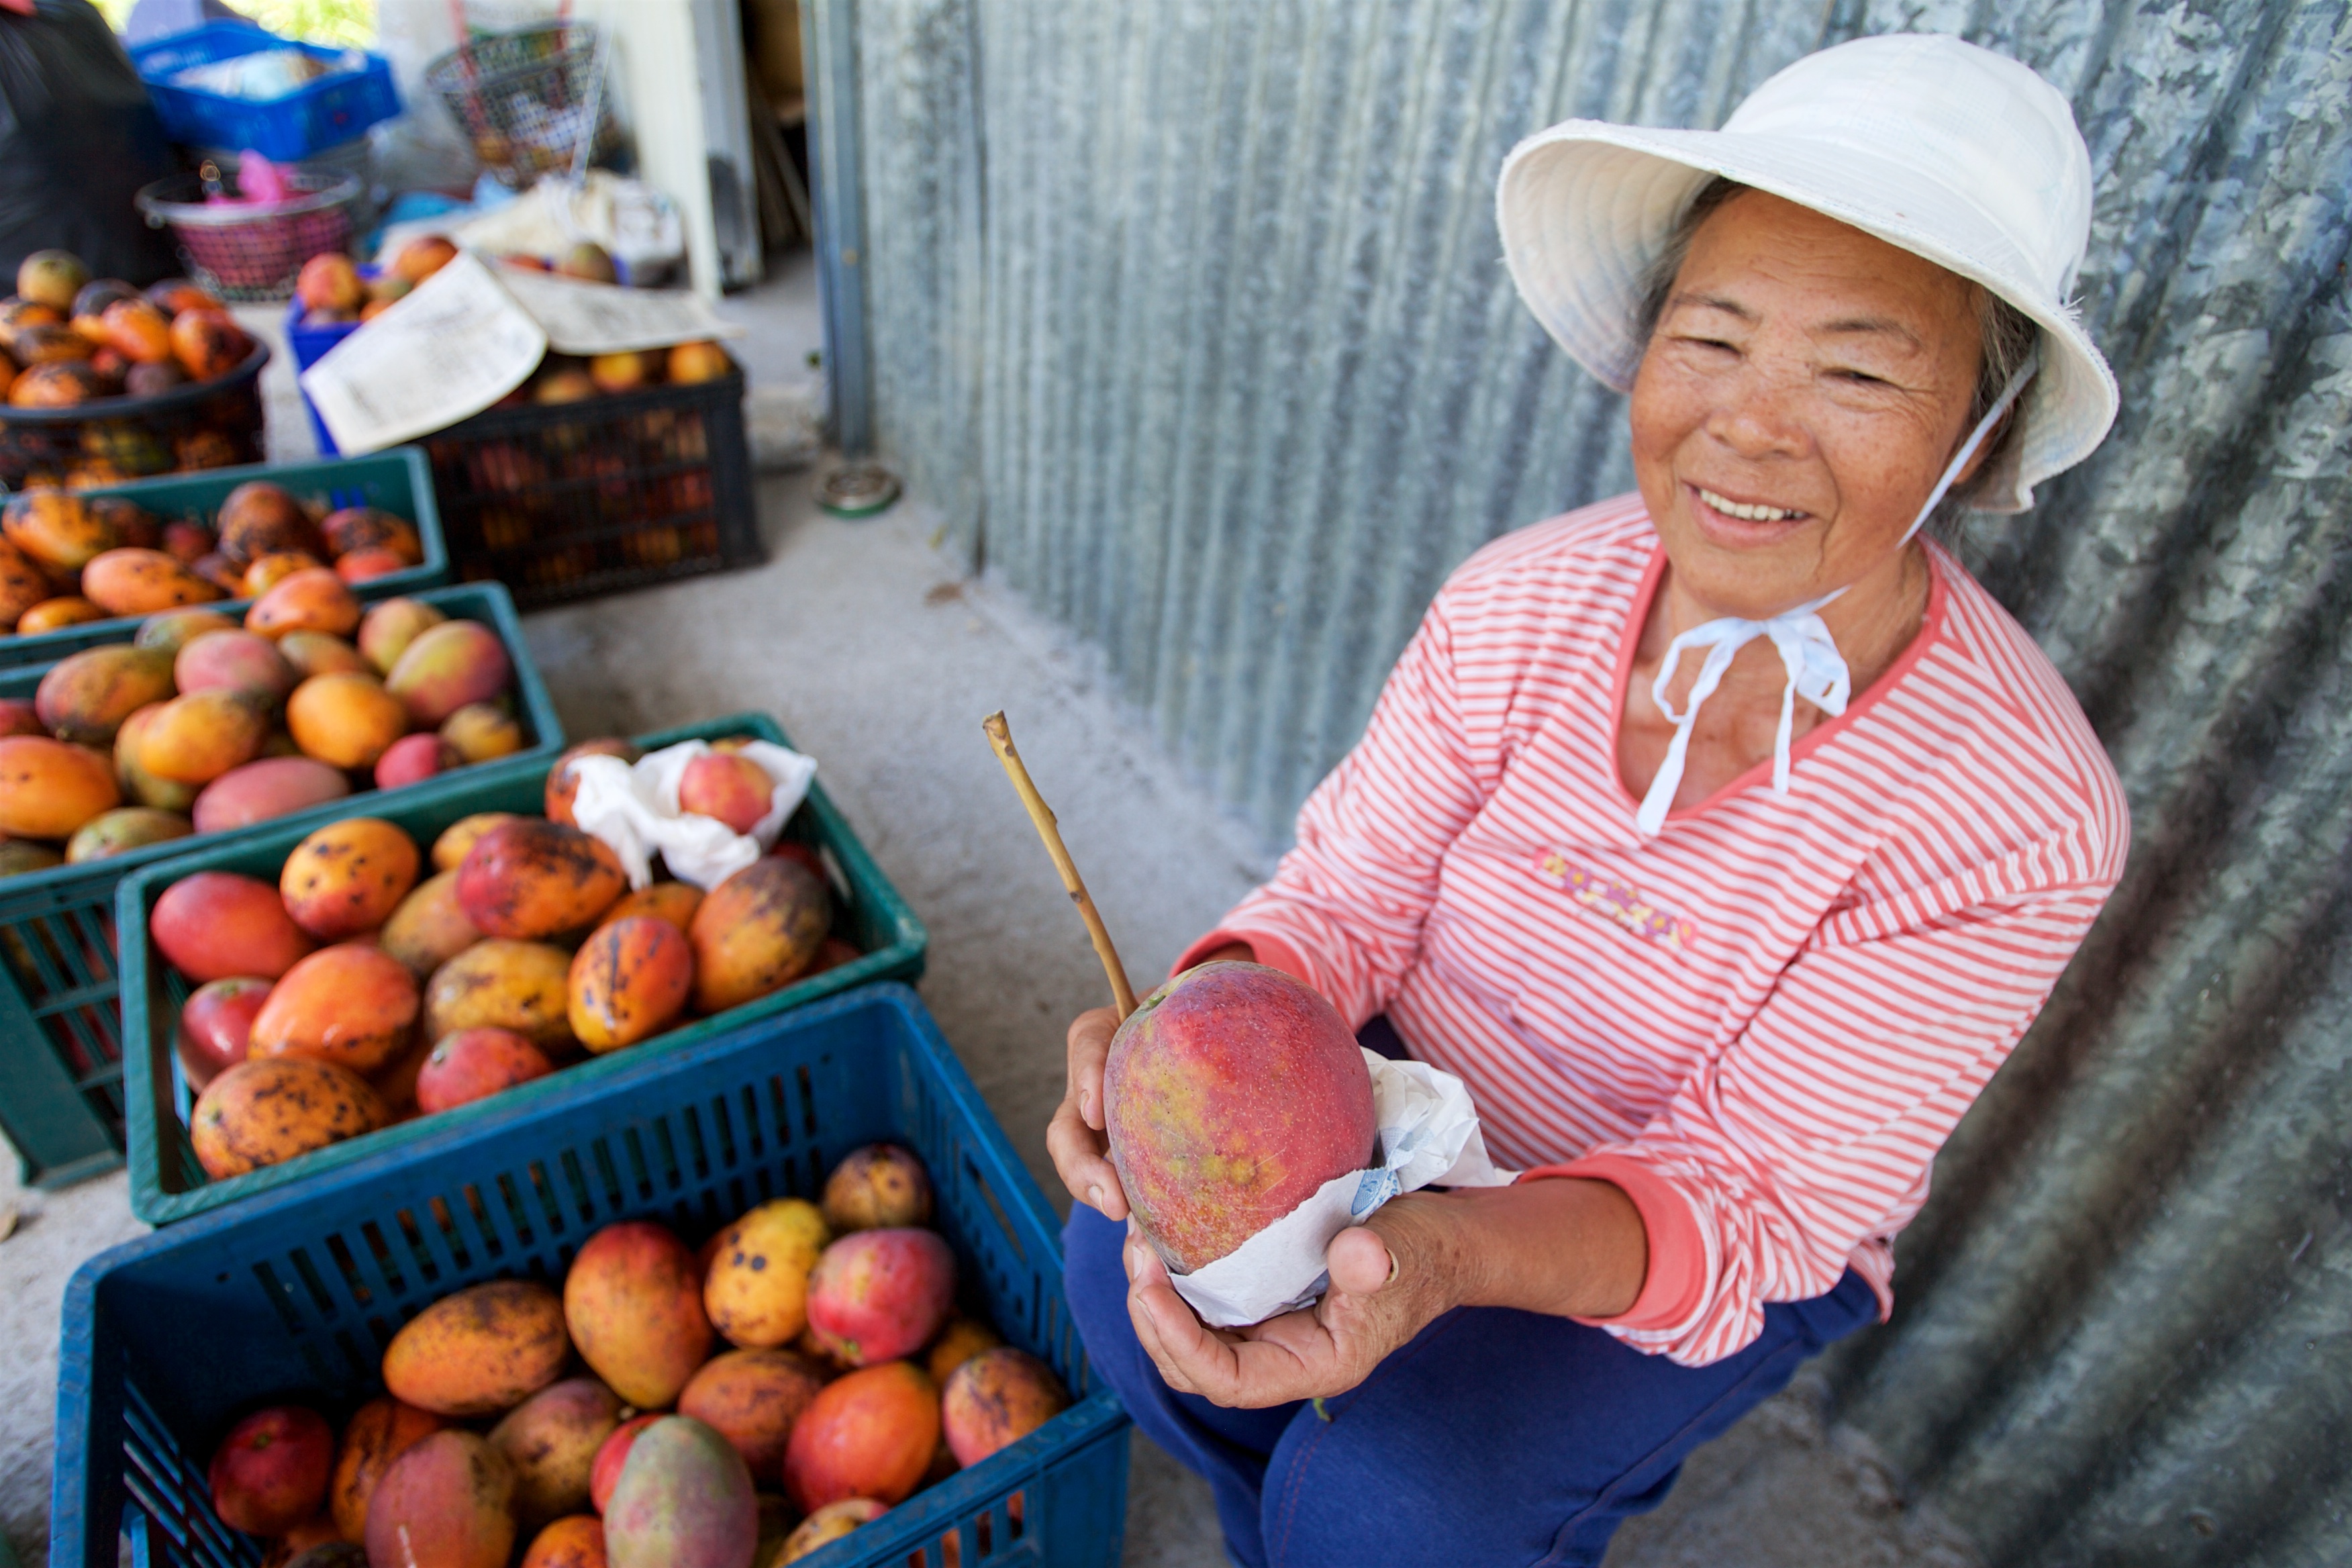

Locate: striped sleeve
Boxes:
[1183,599,1489,1026]
[1529,813,2123,1365]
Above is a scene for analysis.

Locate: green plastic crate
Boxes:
[117,712,928,1226]
[0,581,558,1191]
[0,448,448,669]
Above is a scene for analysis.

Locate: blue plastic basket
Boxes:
[132,23,401,162]
[52,984,1130,1568]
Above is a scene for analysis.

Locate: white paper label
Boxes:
[299,252,545,454]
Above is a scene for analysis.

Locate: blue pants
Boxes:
[1063,1021,1878,1567]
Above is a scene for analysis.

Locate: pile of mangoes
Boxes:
[2,249,256,413]
[202,1144,1070,1567]
[160,736,859,1179]
[1,475,428,637]
[293,235,459,328]
[0,593,522,877]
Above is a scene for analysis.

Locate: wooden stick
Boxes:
[982,711,1139,1019]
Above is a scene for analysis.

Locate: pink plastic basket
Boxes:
[134,168,361,301]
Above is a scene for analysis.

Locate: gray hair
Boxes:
[1634,176,2038,534]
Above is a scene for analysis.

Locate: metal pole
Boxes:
[802,0,898,513]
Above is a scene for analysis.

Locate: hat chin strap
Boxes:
[1632,355,2038,837]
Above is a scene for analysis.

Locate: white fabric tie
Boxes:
[1632,356,2038,837]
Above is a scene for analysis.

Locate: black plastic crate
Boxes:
[420,363,760,608]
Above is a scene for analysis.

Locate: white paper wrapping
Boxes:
[1165,1048,1518,1328]
[568,740,817,891]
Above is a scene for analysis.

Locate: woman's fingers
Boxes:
[1049,1008,1129,1218]
[1324,1223,1397,1296]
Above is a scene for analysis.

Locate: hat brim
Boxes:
[1497,123,2118,513]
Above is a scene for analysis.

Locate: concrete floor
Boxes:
[0,257,1986,1568]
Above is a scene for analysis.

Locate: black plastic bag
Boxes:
[0,0,180,286]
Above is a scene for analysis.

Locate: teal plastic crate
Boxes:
[118,712,928,1226]
[0,581,556,1191]
[55,983,1128,1568]
[0,448,448,669]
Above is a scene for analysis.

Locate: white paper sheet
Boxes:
[1165,1049,1518,1328]
[299,252,546,454]
[568,740,818,891]
[492,264,746,356]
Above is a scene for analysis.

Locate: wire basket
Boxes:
[133,168,362,301]
[426,21,620,185]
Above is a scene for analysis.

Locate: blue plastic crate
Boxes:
[133,23,400,162]
[53,984,1130,1568]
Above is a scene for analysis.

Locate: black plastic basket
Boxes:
[419,362,761,607]
[0,341,268,491]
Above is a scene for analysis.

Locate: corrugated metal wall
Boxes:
[842,1,2352,1562]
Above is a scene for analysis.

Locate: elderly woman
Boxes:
[1050,33,2126,1568]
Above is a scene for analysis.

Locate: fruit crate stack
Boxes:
[54,985,1132,1568]
[0,579,557,1189]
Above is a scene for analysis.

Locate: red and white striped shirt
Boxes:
[1177,495,2128,1366]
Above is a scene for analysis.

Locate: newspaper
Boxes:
[299,252,546,455]
[491,264,745,356]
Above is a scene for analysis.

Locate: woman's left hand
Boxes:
[1122,1192,1465,1408]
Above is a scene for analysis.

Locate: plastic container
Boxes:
[0,581,557,1191]
[0,447,449,669]
[424,21,620,186]
[135,168,363,303]
[119,712,928,1225]
[0,340,267,492]
[131,22,401,163]
[54,982,1129,1568]
[306,358,761,607]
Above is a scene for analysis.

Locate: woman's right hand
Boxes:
[1048,1006,1128,1218]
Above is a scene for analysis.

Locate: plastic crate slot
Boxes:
[493,1171,540,1250]
[522,1159,568,1236]
[426,1194,475,1273]
[797,1063,820,1138]
[620,1123,661,1199]
[247,1259,307,1336]
[391,1206,442,1285]
[356,1220,403,1297]
[329,1326,371,1383]
[705,1088,742,1171]
[674,1101,712,1184]
[459,1181,505,1261]
[284,1244,341,1320]
[559,1145,600,1224]
[961,1155,1026,1266]
[321,1232,372,1307]
[735,1080,772,1163]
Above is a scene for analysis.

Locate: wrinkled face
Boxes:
[1629,191,1986,619]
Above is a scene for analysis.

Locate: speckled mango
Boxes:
[190,1056,385,1179]
[567,914,691,1052]
[688,858,828,1014]
[456,818,626,939]
[704,1198,830,1349]
[279,816,420,940]
[382,1279,572,1418]
[424,938,574,1046]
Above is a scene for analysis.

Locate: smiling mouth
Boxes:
[1693,485,1809,524]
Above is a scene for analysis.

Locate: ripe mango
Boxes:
[415,1026,554,1113]
[361,1431,515,1568]
[246,569,360,640]
[1106,961,1377,1271]
[0,734,119,838]
[175,629,297,706]
[431,810,516,871]
[356,597,444,674]
[64,804,190,862]
[14,597,105,634]
[521,1516,609,1568]
[80,548,222,616]
[152,869,314,981]
[191,755,349,834]
[379,869,481,977]
[375,730,461,789]
[544,738,639,826]
[329,1396,445,1542]
[925,1317,1003,1385]
[689,858,828,1014]
[603,1416,760,1568]
[425,938,575,1046]
[285,671,408,769]
[782,1362,938,1511]
[457,818,626,939]
[190,1056,385,1178]
[279,816,420,939]
[803,1230,954,1368]
[779,1500,887,1562]
[385,619,513,726]
[440,700,523,763]
[568,914,692,1051]
[277,631,369,680]
[487,1375,624,1531]
[0,537,52,628]
[138,689,268,785]
[593,879,701,934]
[34,643,173,745]
[248,944,420,1075]
[213,481,320,565]
[383,1279,571,1418]
[3,487,118,571]
[705,1198,830,1349]
[821,1144,934,1233]
[322,506,423,565]
[176,975,270,1089]
[134,607,237,656]
[564,1220,714,1409]
[209,1406,332,1536]
[940,1349,1069,1467]
[678,1348,828,1477]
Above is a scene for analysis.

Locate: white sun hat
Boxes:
[1496,32,2116,513]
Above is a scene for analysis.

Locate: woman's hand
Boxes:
[1047,1007,1128,1219]
[1122,1192,1468,1408]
